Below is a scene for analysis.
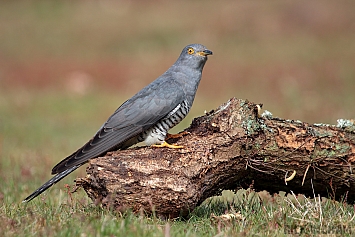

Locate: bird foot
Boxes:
[151,141,184,149]
[166,131,190,139]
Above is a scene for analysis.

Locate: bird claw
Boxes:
[151,141,184,149]
[166,131,190,139]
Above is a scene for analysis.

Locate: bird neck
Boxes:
[171,65,203,105]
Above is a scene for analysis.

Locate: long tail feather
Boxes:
[22,165,80,203]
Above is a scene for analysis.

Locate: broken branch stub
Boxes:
[75,98,355,218]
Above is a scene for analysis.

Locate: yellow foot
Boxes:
[166,131,189,139]
[151,141,184,149]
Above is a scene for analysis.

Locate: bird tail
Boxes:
[22,165,80,203]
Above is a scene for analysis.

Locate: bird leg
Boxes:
[152,131,189,149]
[151,141,184,149]
[166,131,189,139]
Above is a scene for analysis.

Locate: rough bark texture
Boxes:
[75,98,355,218]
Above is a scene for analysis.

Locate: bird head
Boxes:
[177,44,213,69]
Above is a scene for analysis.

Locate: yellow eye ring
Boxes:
[187,48,194,55]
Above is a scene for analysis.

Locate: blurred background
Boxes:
[1,0,355,201]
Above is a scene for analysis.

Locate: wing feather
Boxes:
[51,78,185,174]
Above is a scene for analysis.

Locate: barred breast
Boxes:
[140,100,190,146]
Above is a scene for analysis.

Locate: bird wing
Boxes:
[51,78,185,174]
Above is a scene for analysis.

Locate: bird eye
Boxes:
[187,48,194,55]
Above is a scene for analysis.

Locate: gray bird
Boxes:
[23,44,212,202]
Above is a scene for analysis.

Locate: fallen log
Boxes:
[75,98,355,218]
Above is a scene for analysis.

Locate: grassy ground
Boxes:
[1,0,355,236]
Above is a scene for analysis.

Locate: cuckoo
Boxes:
[23,44,212,202]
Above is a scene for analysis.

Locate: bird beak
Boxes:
[197,49,213,56]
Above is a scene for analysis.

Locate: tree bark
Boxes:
[75,98,355,218]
